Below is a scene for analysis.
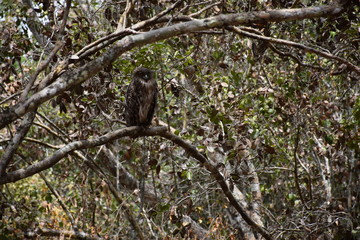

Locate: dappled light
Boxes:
[0,0,359,239]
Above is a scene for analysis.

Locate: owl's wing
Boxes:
[125,80,140,126]
[145,87,158,126]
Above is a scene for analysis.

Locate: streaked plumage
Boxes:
[125,67,157,127]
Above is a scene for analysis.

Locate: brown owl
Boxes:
[125,67,158,127]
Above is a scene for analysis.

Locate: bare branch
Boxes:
[228,26,360,75]
[0,3,346,129]
[19,42,64,102]
[0,111,36,176]
[293,126,309,209]
[0,126,167,184]
[25,227,103,240]
[0,125,271,238]
[116,0,134,31]
[75,0,184,58]
[189,1,222,17]
[156,130,272,240]
[58,0,72,36]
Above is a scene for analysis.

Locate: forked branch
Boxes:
[0,126,272,239]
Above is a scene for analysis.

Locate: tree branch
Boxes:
[0,111,36,176]
[0,3,346,129]
[75,0,184,59]
[0,126,272,239]
[25,227,102,240]
[74,150,146,240]
[156,130,272,240]
[0,126,167,184]
[21,0,48,46]
[19,42,64,102]
[227,26,360,75]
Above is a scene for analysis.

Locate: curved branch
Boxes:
[25,227,102,240]
[0,126,167,184]
[227,26,360,74]
[0,126,272,239]
[76,0,184,58]
[156,131,272,240]
[0,112,36,176]
[19,42,64,102]
[0,3,346,129]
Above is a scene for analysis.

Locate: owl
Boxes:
[125,67,158,127]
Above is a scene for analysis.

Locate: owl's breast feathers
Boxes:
[138,80,157,124]
[125,67,157,127]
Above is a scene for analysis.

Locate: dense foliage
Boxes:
[0,0,359,239]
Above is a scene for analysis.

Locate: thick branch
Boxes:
[156,131,272,240]
[75,0,184,58]
[19,42,64,102]
[25,227,102,240]
[0,3,345,129]
[0,126,167,185]
[0,112,36,176]
[0,126,272,238]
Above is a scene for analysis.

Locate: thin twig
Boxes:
[19,42,64,102]
[76,0,184,59]
[190,1,222,17]
[117,0,134,31]
[293,125,309,209]
[228,26,360,75]
[19,154,80,236]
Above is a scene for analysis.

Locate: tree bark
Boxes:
[0,3,346,129]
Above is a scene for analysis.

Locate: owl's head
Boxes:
[134,67,154,82]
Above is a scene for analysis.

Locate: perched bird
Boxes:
[125,67,158,127]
